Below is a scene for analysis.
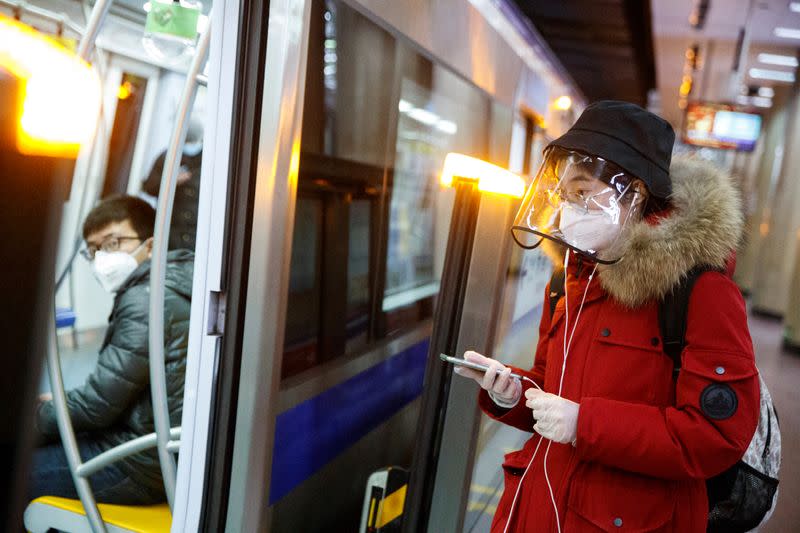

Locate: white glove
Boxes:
[454,351,522,407]
[525,389,580,445]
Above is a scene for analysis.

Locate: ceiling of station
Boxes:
[510,0,657,107]
[652,0,800,127]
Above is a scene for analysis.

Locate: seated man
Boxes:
[30,195,193,505]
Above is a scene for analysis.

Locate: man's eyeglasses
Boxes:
[80,235,141,261]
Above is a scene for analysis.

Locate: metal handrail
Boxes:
[39,3,115,528]
[77,0,111,60]
[46,307,107,533]
[76,428,181,478]
[148,19,212,510]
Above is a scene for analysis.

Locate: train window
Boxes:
[283,196,324,377]
[345,198,372,355]
[282,0,491,381]
[381,69,490,335]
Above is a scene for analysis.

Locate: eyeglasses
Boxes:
[80,235,141,261]
[551,181,634,214]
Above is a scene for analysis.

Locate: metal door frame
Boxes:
[172,0,312,530]
[223,1,313,530]
[169,0,244,529]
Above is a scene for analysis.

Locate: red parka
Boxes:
[479,157,760,532]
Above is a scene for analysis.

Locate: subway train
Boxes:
[10,0,797,532]
[1,0,580,531]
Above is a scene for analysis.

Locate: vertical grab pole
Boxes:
[46,306,108,533]
[149,22,212,510]
[76,0,112,61]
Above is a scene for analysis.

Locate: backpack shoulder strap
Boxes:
[658,266,715,381]
[548,269,566,319]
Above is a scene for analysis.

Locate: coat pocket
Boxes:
[500,448,529,497]
[586,330,668,403]
[679,350,757,383]
[565,463,676,532]
[678,350,758,420]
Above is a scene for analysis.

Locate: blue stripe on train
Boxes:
[269,339,430,504]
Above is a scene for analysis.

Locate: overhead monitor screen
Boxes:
[683,102,762,151]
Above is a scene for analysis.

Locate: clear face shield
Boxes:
[511,146,647,264]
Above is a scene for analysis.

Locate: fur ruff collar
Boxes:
[599,155,743,307]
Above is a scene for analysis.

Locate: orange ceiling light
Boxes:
[440,153,525,198]
[0,15,101,158]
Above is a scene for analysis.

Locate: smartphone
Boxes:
[440,353,523,381]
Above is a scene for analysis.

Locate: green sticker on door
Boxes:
[145,1,200,40]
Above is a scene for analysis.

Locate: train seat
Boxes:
[55,307,76,329]
[24,496,171,533]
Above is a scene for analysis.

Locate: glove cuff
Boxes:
[489,388,520,409]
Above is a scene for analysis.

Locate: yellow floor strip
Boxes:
[467,500,497,514]
[469,483,501,496]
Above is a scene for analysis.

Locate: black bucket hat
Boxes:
[547,100,675,199]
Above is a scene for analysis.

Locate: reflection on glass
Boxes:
[283,196,322,378]
[346,198,371,354]
[382,74,489,333]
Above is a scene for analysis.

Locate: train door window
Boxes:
[280,0,395,381]
[345,197,372,354]
[283,195,324,377]
[101,73,148,197]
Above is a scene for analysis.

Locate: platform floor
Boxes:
[750,313,799,532]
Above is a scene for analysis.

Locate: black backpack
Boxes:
[548,268,781,532]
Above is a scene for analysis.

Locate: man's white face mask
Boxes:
[183,141,202,157]
[91,247,141,293]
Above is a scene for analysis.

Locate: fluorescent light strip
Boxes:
[758,87,775,98]
[774,27,800,40]
[757,53,799,67]
[749,68,796,82]
[736,95,772,108]
[752,96,773,108]
[791,2,800,13]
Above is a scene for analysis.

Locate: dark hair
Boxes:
[83,195,156,240]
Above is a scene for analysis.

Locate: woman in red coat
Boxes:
[455,101,759,532]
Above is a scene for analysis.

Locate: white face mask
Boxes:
[92,250,139,293]
[558,206,621,253]
[183,141,202,156]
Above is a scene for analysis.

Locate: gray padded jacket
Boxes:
[36,250,193,494]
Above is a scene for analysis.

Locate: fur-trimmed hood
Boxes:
[596,155,744,308]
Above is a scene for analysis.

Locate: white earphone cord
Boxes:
[502,249,597,533]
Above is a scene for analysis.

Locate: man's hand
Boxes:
[525,389,579,445]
